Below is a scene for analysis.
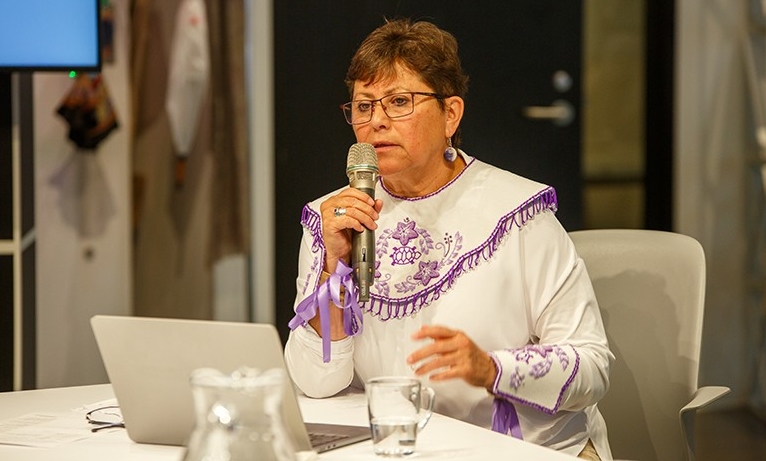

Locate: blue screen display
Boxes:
[0,0,100,70]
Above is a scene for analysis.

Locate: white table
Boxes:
[0,384,576,460]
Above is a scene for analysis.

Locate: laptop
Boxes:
[90,315,370,452]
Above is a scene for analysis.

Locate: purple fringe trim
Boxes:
[301,205,324,255]
[300,186,558,320]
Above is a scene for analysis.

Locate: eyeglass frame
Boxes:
[340,91,446,125]
[85,405,125,432]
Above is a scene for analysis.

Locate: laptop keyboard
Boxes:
[309,431,347,446]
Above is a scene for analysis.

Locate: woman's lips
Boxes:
[372,142,396,152]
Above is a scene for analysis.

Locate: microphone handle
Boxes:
[350,185,375,302]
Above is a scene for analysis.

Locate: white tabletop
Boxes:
[0,384,575,460]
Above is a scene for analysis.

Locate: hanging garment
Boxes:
[165,0,210,186]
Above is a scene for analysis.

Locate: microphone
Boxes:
[346,142,379,302]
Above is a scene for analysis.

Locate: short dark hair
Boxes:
[345,18,469,147]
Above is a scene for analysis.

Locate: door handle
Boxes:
[521,99,575,126]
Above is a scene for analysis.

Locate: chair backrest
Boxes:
[569,229,706,461]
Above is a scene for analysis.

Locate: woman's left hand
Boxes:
[407,325,497,390]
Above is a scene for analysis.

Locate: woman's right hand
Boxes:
[319,188,383,273]
[308,189,382,340]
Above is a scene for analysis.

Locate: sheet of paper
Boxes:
[0,398,121,448]
[0,412,91,448]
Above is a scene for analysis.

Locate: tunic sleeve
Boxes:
[489,213,613,416]
[283,202,356,398]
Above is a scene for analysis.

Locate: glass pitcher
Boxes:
[182,367,297,461]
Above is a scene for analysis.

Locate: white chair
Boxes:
[569,229,730,461]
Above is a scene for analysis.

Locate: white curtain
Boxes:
[677,0,764,417]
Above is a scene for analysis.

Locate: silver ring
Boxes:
[333,207,347,217]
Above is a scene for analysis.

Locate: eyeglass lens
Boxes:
[344,93,416,124]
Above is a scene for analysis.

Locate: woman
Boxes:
[285,18,613,460]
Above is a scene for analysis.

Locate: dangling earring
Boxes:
[444,137,457,162]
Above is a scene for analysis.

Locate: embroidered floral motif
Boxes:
[495,345,579,415]
[441,232,460,266]
[377,218,462,294]
[414,260,440,285]
[381,218,434,267]
[508,366,525,390]
[300,183,559,320]
[392,220,419,246]
[530,359,552,378]
[513,345,570,380]
[515,348,534,364]
[373,259,391,297]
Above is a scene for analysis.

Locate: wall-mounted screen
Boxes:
[0,0,101,72]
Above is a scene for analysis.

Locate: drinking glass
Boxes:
[365,376,435,456]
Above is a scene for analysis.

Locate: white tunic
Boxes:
[285,153,614,459]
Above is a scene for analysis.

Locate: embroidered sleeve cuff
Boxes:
[489,344,579,415]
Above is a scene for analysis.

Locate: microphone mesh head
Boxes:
[346,143,378,173]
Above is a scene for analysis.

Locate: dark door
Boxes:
[274,1,583,338]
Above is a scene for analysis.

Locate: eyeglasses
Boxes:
[85,405,125,432]
[340,91,444,125]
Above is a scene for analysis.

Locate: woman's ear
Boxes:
[445,96,465,137]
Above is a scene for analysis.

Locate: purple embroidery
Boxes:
[413,260,440,285]
[392,220,419,245]
[300,205,324,254]
[301,257,321,296]
[377,218,453,294]
[508,367,525,390]
[530,359,552,378]
[297,183,558,322]
[514,349,534,364]
[382,218,433,267]
[513,345,565,380]
[382,222,461,294]
[391,245,422,266]
[366,187,558,319]
[394,277,418,294]
[440,232,462,266]
[493,345,581,415]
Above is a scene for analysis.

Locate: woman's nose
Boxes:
[369,102,390,127]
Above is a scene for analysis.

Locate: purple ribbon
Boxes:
[492,399,523,440]
[288,260,363,363]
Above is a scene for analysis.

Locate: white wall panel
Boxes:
[34,0,132,388]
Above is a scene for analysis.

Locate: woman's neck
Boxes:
[382,154,466,197]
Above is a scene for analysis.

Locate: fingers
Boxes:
[407,334,466,376]
[407,325,464,363]
[407,327,459,364]
[333,205,379,233]
[321,190,380,233]
[410,325,457,340]
[320,190,382,271]
[407,326,495,388]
